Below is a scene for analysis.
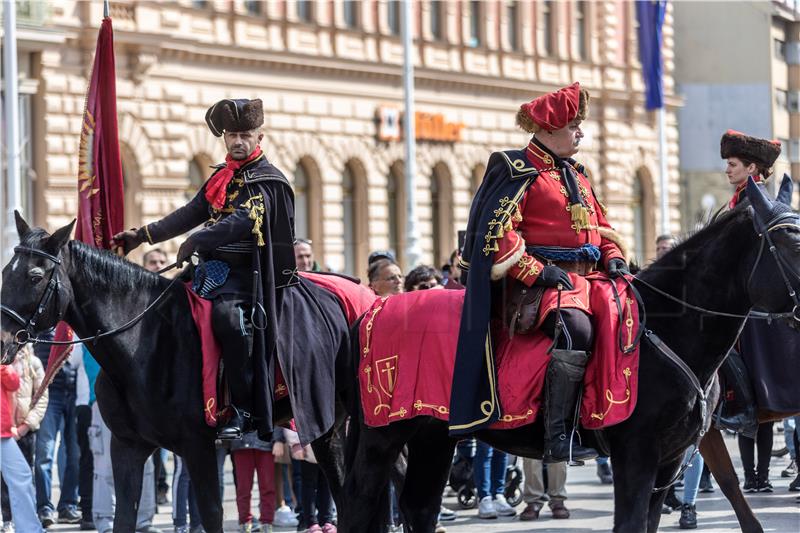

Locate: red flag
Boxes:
[34,18,124,407]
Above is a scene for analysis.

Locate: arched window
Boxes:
[293,157,323,256]
[187,154,213,198]
[632,168,656,263]
[342,159,368,276]
[431,162,454,268]
[471,163,486,194]
[387,161,406,269]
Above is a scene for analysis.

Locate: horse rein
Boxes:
[1,245,181,349]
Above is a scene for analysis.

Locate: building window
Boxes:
[541,0,554,56]
[344,0,359,29]
[779,138,790,161]
[431,0,444,41]
[776,88,789,110]
[187,157,207,196]
[342,160,367,276]
[387,162,406,267]
[632,168,656,263]
[294,163,309,241]
[387,0,401,35]
[471,163,486,193]
[774,38,787,61]
[297,0,313,23]
[244,1,262,15]
[468,1,482,47]
[506,1,519,51]
[576,0,588,60]
[431,163,453,267]
[192,0,208,8]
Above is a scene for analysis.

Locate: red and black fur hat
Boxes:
[205,98,264,137]
[720,130,781,169]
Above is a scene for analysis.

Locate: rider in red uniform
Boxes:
[451,83,629,463]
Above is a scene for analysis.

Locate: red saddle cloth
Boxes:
[186,273,377,427]
[359,275,640,431]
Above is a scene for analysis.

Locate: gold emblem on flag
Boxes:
[78,111,99,197]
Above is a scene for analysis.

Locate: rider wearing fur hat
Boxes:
[451,83,628,464]
[114,98,297,441]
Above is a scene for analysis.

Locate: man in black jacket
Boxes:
[115,98,297,441]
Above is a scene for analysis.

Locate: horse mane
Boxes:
[67,240,168,294]
[641,207,752,279]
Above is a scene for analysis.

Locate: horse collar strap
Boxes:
[645,329,717,493]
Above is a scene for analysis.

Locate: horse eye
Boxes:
[30,273,44,285]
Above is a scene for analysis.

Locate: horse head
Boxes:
[745,177,800,327]
[1,212,75,364]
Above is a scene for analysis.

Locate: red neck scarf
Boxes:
[728,175,762,209]
[205,146,263,210]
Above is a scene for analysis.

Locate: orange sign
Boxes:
[376,106,464,143]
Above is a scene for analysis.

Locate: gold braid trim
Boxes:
[241,194,266,246]
[142,224,154,245]
[590,367,632,421]
[482,179,532,257]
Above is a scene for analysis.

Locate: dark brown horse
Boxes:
[340,178,800,533]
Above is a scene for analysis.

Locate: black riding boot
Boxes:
[543,349,597,464]
[212,295,255,441]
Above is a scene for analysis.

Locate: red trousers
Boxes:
[232,449,276,524]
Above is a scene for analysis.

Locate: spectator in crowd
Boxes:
[142,248,168,272]
[740,422,775,492]
[231,431,277,533]
[294,239,319,272]
[1,362,42,533]
[73,341,97,531]
[443,250,464,290]
[676,446,704,529]
[780,417,797,480]
[34,333,81,527]
[1,344,48,532]
[403,265,443,293]
[595,456,612,484]
[171,455,202,533]
[519,458,569,520]
[275,427,335,533]
[655,234,676,260]
[474,440,515,519]
[367,258,403,297]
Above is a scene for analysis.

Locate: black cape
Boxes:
[449,150,539,434]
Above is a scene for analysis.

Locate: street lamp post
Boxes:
[401,0,421,268]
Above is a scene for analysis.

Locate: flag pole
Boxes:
[3,0,21,265]
[401,0,421,269]
[658,106,669,235]
[104,0,109,18]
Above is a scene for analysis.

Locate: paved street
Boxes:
[45,432,798,532]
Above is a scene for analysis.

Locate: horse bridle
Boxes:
[1,246,64,346]
[1,245,179,349]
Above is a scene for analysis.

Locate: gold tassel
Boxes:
[242,194,266,246]
[570,203,590,233]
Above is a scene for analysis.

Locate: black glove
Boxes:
[176,239,196,267]
[534,265,574,290]
[112,228,145,255]
[608,258,630,279]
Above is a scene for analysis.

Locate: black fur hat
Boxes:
[205,99,264,137]
[720,130,781,169]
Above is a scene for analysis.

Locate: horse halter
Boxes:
[749,210,800,323]
[0,246,64,346]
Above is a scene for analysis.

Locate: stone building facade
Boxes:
[8,0,681,275]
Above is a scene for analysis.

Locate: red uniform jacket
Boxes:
[491,140,624,284]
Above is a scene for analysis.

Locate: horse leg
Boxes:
[311,404,347,509]
[183,444,224,533]
[610,438,659,533]
[339,421,412,533]
[700,428,764,533]
[646,459,682,533]
[109,436,154,533]
[398,423,455,533]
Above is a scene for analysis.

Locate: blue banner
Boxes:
[636,1,667,110]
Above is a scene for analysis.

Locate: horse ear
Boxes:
[776,173,794,205]
[46,219,76,253]
[746,176,773,223]
[14,210,31,240]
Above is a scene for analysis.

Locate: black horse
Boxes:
[340,178,800,533]
[0,213,356,533]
